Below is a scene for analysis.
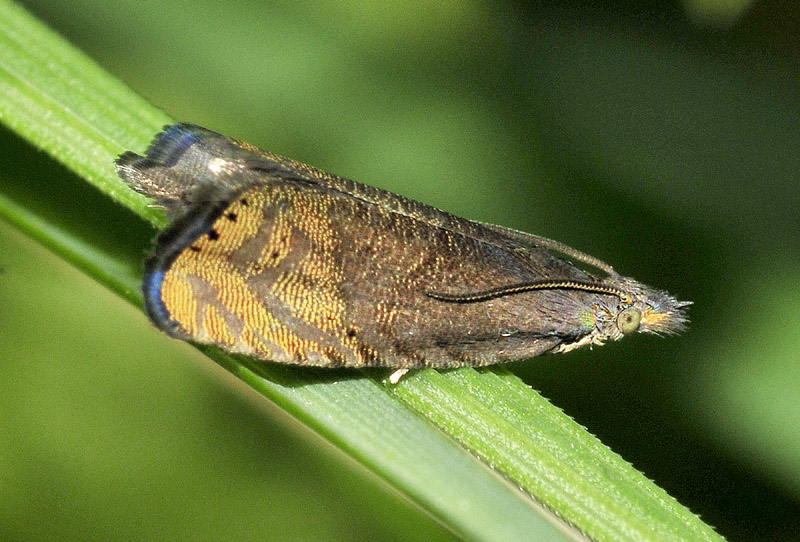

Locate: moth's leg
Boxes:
[388,368,410,384]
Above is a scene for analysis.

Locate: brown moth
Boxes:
[116,124,689,383]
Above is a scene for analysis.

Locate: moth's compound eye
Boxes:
[617,307,642,334]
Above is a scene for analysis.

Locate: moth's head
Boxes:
[594,277,691,341]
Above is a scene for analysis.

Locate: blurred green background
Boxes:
[2,0,799,540]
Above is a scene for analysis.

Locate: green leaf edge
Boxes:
[0,2,724,541]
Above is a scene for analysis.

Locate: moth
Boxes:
[117,124,689,383]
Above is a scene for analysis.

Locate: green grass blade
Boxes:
[0,1,723,540]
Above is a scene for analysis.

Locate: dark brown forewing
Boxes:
[246,178,605,369]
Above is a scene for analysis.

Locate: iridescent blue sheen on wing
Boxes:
[142,197,234,338]
[143,124,204,166]
[142,268,171,330]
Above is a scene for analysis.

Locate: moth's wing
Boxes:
[117,125,219,201]
[116,125,365,364]
[116,125,269,334]
[137,170,583,369]
[140,179,397,368]
[116,124,609,280]
[316,189,613,368]
[236,138,611,282]
[115,124,304,216]
[142,195,240,339]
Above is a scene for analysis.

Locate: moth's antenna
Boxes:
[530,237,617,276]
[427,280,631,304]
[479,223,619,277]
